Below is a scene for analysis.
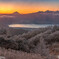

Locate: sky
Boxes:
[0,0,59,14]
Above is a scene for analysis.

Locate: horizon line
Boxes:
[0,10,59,14]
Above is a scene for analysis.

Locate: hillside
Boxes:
[0,26,59,59]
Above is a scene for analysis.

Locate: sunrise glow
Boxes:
[0,2,59,14]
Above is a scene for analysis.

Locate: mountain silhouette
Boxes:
[12,11,21,15]
[0,10,59,27]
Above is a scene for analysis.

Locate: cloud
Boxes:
[0,0,59,2]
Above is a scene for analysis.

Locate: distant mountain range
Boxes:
[0,10,59,27]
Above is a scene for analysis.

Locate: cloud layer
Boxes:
[0,0,59,2]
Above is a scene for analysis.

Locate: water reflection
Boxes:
[8,24,54,28]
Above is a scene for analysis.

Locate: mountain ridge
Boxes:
[0,10,59,27]
[0,10,59,15]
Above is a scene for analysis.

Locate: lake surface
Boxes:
[9,24,59,28]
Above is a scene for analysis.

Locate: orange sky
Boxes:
[0,2,59,14]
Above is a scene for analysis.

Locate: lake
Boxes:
[8,24,59,28]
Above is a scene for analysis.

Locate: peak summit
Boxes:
[12,11,20,15]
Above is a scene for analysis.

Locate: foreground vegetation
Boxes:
[0,26,59,59]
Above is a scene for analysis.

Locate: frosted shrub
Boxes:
[6,28,28,36]
[20,28,48,39]
[0,27,6,35]
[52,25,59,32]
[47,31,59,44]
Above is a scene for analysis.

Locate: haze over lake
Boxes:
[8,24,59,28]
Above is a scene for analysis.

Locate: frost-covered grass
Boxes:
[0,47,43,59]
[0,26,59,59]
